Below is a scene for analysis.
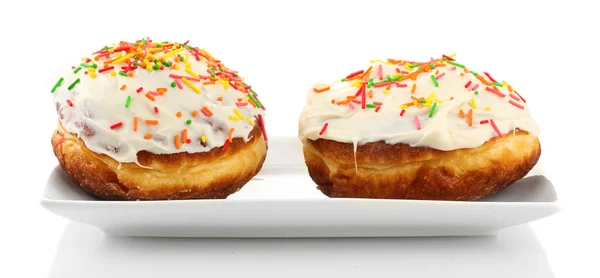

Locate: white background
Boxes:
[1,0,599,277]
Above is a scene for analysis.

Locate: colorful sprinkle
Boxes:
[400,109,406,116]
[67,78,80,90]
[186,119,192,125]
[66,99,73,107]
[145,119,158,125]
[485,86,506,97]
[480,120,489,124]
[509,100,525,109]
[446,61,465,68]
[313,84,330,93]
[175,134,181,150]
[51,77,64,93]
[227,128,235,143]
[490,119,503,137]
[258,114,267,141]
[471,98,477,109]
[430,75,439,87]
[144,133,152,139]
[145,93,156,102]
[125,96,131,108]
[73,67,82,74]
[110,122,123,129]
[133,117,138,131]
[468,109,473,127]
[154,106,159,114]
[120,84,127,90]
[429,102,437,117]
[465,81,472,88]
[413,116,421,130]
[319,123,329,135]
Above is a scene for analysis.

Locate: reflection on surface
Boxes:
[48,223,554,278]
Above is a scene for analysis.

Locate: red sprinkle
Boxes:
[136,87,143,93]
[514,91,527,103]
[400,109,406,116]
[375,105,381,112]
[490,119,503,137]
[483,72,497,82]
[110,122,123,129]
[98,66,114,73]
[373,101,383,105]
[360,85,366,109]
[175,79,183,89]
[186,139,192,144]
[471,84,479,91]
[66,99,73,107]
[442,54,455,61]
[346,69,364,79]
[465,81,472,88]
[319,123,329,135]
[169,74,201,82]
[235,102,248,107]
[258,114,268,141]
[222,138,230,150]
[480,120,489,124]
[373,81,395,88]
[485,86,506,97]
[509,100,525,109]
[396,83,408,87]
[154,106,159,114]
[509,93,520,101]
[377,64,383,80]
[435,72,446,79]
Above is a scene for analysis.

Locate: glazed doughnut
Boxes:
[51,38,268,200]
[299,55,540,201]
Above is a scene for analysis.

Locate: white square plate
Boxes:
[40,136,560,237]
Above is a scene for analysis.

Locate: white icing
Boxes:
[52,40,265,164]
[298,58,539,151]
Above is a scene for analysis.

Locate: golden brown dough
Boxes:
[302,130,540,201]
[52,122,267,200]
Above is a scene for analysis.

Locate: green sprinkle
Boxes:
[133,62,139,66]
[341,77,347,82]
[92,64,98,69]
[471,71,478,76]
[247,93,262,108]
[180,56,184,62]
[210,67,216,72]
[474,91,479,95]
[51,77,64,93]
[134,55,140,60]
[431,75,439,87]
[156,43,161,47]
[67,78,80,90]
[153,64,160,70]
[73,67,82,74]
[409,64,420,68]
[234,74,238,77]
[210,74,216,78]
[125,96,131,108]
[219,67,224,71]
[368,78,374,88]
[447,61,465,68]
[161,60,169,66]
[492,82,503,87]
[142,38,146,45]
[118,71,127,77]
[366,104,378,108]
[102,47,110,50]
[429,63,436,69]
[80,63,92,68]
[391,75,402,81]
[186,119,192,125]
[249,88,258,95]
[171,81,176,88]
[243,82,248,86]
[386,74,392,81]
[153,59,159,63]
[419,99,427,103]
[429,102,437,118]
[165,62,171,67]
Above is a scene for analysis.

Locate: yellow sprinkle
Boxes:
[413,100,418,106]
[161,47,184,59]
[400,105,408,109]
[146,47,163,53]
[218,79,230,90]
[471,98,477,109]
[370,60,375,63]
[434,98,443,103]
[146,65,152,71]
[246,118,255,125]
[112,53,134,65]
[404,63,411,70]
[351,80,362,87]
[181,77,201,94]
[450,53,457,57]
[185,68,199,78]
[200,135,206,143]
[90,71,96,78]
[383,89,389,95]
[392,73,402,78]
[110,70,116,76]
[421,103,431,107]
[228,115,241,121]
[136,47,142,52]
[234,108,243,119]
[485,106,491,111]
[200,49,215,59]
[174,64,181,70]
[81,57,85,61]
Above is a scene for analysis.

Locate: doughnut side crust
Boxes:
[303,130,540,200]
[51,122,267,200]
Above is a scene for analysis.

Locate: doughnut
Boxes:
[50,38,268,200]
[298,55,540,201]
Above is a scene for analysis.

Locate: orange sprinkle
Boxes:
[217,97,223,102]
[411,83,416,94]
[450,97,454,100]
[175,135,181,150]
[133,117,138,131]
[401,102,415,107]
[120,85,126,90]
[191,110,199,117]
[435,70,439,75]
[331,99,335,104]
[411,96,419,101]
[248,100,257,108]
[145,93,156,102]
[176,111,182,118]
[145,119,158,125]
[459,109,465,118]
[463,68,469,73]
[182,129,188,143]
[227,128,235,143]
[359,66,373,79]
[128,72,134,77]
[144,133,152,139]
[313,84,330,93]
[468,109,473,126]
[460,73,465,76]
[476,75,492,85]
[203,81,215,85]
[368,90,373,98]
[336,100,352,105]
[386,84,391,90]
[202,106,214,116]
